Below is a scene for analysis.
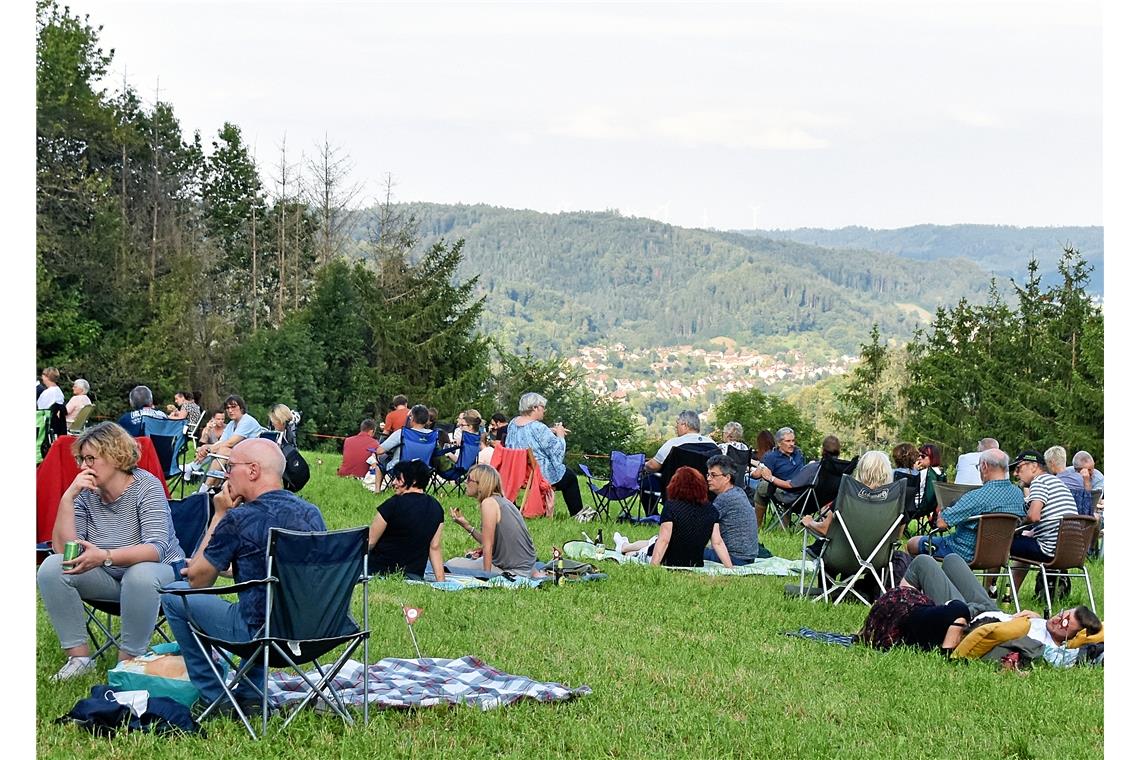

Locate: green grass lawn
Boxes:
[36,451,1104,758]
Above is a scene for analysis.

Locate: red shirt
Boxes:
[338,432,378,477]
[384,407,409,435]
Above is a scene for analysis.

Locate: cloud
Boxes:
[549,107,641,141]
[651,108,836,150]
[946,106,1006,128]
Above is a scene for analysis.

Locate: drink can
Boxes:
[63,541,82,561]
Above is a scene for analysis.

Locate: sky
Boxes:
[57,0,1103,230]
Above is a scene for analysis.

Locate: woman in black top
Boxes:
[614,466,733,567]
[367,460,446,580]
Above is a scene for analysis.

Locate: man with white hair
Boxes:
[906,448,1025,559]
[1064,450,1104,497]
[954,437,999,485]
[116,384,168,436]
[645,410,713,473]
[161,438,326,716]
[1045,445,1094,516]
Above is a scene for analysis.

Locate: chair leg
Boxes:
[1040,567,1053,618]
[1081,569,1096,615]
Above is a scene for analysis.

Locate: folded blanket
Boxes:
[267,656,591,710]
[407,573,608,591]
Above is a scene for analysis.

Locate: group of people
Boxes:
[337,392,585,517]
[37,367,94,428]
[37,414,546,708]
[36,394,1105,714]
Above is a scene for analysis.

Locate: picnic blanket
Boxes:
[562,541,809,576]
[267,656,591,710]
[407,572,608,591]
[782,627,856,647]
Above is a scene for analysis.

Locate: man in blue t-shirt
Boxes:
[755,426,806,507]
[162,438,326,711]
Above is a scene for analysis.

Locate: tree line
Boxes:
[34,0,642,460]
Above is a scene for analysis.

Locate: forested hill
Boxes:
[353,203,1003,357]
[743,225,1104,295]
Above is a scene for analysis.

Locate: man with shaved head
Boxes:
[161,438,325,716]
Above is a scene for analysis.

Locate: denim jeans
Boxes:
[161,582,263,706]
[702,546,754,566]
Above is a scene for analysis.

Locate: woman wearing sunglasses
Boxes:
[37,421,185,682]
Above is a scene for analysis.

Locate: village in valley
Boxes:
[566,342,858,429]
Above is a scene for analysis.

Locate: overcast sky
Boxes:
[63,1,1102,230]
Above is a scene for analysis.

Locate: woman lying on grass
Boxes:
[858,553,1102,667]
[446,464,544,579]
[613,466,734,567]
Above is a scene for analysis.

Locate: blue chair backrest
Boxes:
[455,430,481,470]
[611,451,645,490]
[266,527,366,641]
[142,416,189,478]
[169,492,211,557]
[401,428,439,466]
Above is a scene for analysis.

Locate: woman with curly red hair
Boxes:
[613,466,734,567]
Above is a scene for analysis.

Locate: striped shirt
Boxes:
[1026,472,1078,555]
[73,469,184,566]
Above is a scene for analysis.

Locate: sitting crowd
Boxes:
[36,385,1105,721]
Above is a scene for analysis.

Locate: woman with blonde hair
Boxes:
[446,464,541,578]
[801,450,893,535]
[37,422,185,681]
[267,403,298,446]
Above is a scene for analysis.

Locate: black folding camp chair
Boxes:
[163,526,371,738]
[640,442,720,516]
[796,475,907,606]
[763,461,821,533]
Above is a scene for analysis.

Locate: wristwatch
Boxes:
[103,549,113,567]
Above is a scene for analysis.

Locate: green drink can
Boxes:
[63,541,82,561]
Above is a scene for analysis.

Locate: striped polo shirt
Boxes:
[1027,472,1078,556]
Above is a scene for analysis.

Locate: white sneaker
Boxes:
[613,532,629,555]
[52,656,96,682]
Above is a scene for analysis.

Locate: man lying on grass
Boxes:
[858,553,1102,667]
[613,466,733,568]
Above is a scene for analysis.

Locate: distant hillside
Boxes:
[742,224,1103,294]
[348,204,1012,357]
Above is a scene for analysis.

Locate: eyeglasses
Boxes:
[707,471,729,480]
[74,455,98,467]
[223,460,254,474]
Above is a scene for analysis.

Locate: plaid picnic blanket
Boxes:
[267,656,591,710]
[407,573,608,591]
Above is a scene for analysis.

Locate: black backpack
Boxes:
[281,442,310,492]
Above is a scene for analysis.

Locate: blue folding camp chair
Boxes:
[433,429,481,496]
[382,428,440,490]
[83,492,212,660]
[142,416,192,497]
[164,527,371,739]
[580,451,645,522]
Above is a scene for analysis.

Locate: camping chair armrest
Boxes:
[437,444,459,456]
[162,577,276,596]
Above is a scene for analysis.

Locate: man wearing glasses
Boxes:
[906,448,1025,559]
[704,454,760,565]
[161,438,325,716]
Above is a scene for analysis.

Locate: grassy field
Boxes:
[36,451,1104,759]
